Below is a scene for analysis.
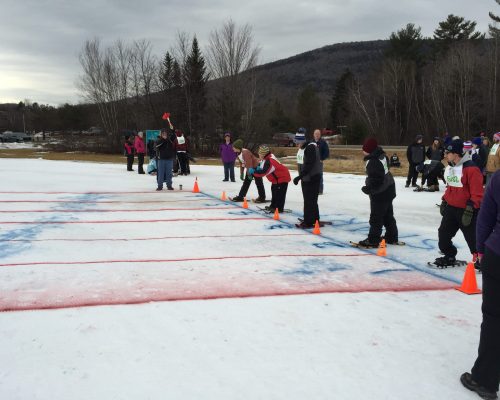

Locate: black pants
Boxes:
[368,198,398,243]
[238,175,266,199]
[126,154,134,171]
[137,153,145,174]
[177,152,188,175]
[301,178,320,225]
[471,248,500,393]
[438,205,477,257]
[406,163,419,185]
[271,183,288,212]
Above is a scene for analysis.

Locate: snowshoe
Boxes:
[350,239,380,249]
[252,197,269,204]
[295,221,315,229]
[380,236,405,246]
[427,256,467,269]
[229,196,244,202]
[257,206,292,214]
[298,218,332,226]
[413,186,424,192]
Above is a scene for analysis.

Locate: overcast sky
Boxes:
[0,0,496,105]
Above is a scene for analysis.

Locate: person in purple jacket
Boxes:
[220,132,237,182]
[460,170,500,400]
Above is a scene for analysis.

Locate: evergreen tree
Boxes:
[387,23,424,64]
[490,0,500,38]
[434,14,484,52]
[184,36,209,145]
[159,52,175,91]
[330,70,354,128]
[296,85,320,134]
[268,99,292,132]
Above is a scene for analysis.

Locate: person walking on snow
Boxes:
[220,132,237,182]
[293,135,322,228]
[230,139,266,203]
[155,129,176,191]
[134,131,146,174]
[460,170,500,400]
[406,134,425,187]
[124,136,135,171]
[433,139,484,268]
[313,129,330,194]
[252,145,291,213]
[355,137,398,247]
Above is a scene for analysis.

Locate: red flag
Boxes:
[162,112,170,120]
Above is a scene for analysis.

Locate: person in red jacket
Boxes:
[252,145,291,213]
[134,131,146,174]
[124,135,135,171]
[432,139,484,268]
[174,129,189,175]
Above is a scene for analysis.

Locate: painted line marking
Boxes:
[0,206,236,213]
[0,217,268,224]
[0,253,372,267]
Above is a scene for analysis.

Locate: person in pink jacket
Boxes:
[134,131,146,174]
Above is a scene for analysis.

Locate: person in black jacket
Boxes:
[406,134,426,187]
[357,137,398,247]
[313,129,330,194]
[155,129,176,191]
[293,138,323,228]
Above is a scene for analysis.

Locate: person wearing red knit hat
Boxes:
[353,137,399,248]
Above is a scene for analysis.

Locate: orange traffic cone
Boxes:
[221,191,227,201]
[455,263,482,295]
[273,209,280,220]
[192,177,200,193]
[243,197,249,209]
[377,239,387,256]
[312,220,321,235]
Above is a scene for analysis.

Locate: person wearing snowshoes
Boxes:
[230,139,266,203]
[405,134,425,188]
[293,133,322,229]
[433,139,484,268]
[252,145,291,213]
[355,137,398,248]
[460,169,500,400]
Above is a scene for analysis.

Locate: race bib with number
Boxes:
[444,165,464,188]
[296,149,305,165]
[177,135,185,145]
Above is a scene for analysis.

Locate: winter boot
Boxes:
[427,185,436,192]
[405,182,410,188]
[230,196,244,202]
[295,221,314,229]
[460,373,498,400]
[433,255,457,268]
[434,185,440,192]
[253,197,267,203]
[357,238,380,248]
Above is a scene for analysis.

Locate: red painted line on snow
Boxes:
[0,217,267,225]
[0,199,207,204]
[0,206,235,213]
[1,287,455,313]
[1,233,310,242]
[0,191,189,194]
[0,253,371,268]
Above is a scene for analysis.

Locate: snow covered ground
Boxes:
[0,158,483,399]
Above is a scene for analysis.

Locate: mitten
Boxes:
[293,176,301,186]
[461,203,474,227]
[439,200,447,217]
[361,186,369,194]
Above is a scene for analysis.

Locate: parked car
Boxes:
[0,131,31,142]
[272,132,295,147]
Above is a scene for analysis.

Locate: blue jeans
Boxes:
[223,161,235,181]
[157,159,173,188]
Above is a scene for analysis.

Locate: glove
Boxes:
[248,168,255,176]
[461,203,475,227]
[439,200,447,217]
[293,176,301,186]
[240,171,244,181]
[361,186,369,194]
